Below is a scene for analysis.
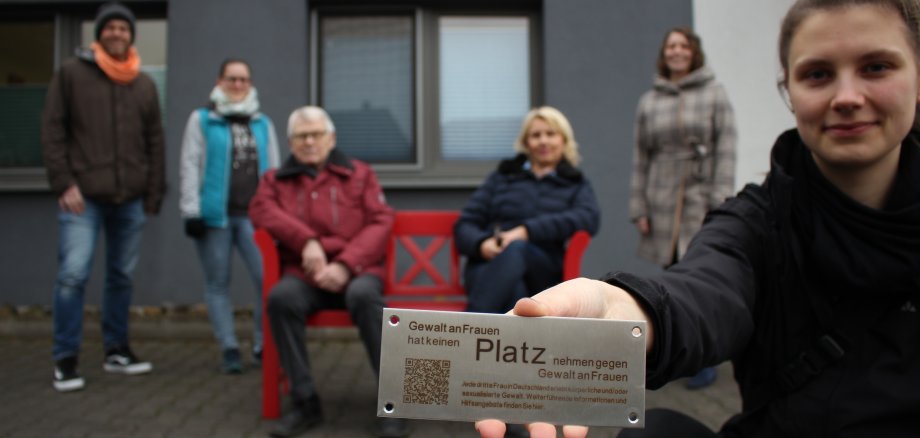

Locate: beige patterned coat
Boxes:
[629,66,737,266]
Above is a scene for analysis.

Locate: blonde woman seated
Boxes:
[454,106,600,314]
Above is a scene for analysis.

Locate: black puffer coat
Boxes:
[454,154,600,264]
[606,129,920,437]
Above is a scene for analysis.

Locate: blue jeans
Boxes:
[464,241,561,313]
[193,216,263,352]
[53,198,147,361]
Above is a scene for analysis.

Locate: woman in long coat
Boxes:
[628,27,737,389]
[629,27,737,268]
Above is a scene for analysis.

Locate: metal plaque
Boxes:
[377,309,646,428]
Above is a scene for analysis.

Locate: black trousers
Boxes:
[618,409,717,438]
[267,274,384,405]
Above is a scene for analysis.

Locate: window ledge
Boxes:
[380,175,484,189]
[0,168,50,192]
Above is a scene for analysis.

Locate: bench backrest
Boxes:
[254,210,464,302]
[254,210,591,305]
[385,210,463,298]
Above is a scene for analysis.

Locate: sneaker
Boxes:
[103,345,153,375]
[270,395,323,437]
[222,348,243,374]
[685,366,717,390]
[53,356,85,392]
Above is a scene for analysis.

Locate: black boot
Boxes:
[270,395,323,437]
[376,416,410,438]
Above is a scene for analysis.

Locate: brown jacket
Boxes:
[42,53,165,213]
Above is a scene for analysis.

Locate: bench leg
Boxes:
[262,300,281,419]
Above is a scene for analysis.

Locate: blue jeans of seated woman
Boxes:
[53,198,147,361]
[194,216,263,353]
[464,240,561,314]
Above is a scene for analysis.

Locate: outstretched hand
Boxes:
[474,278,654,437]
[512,278,652,329]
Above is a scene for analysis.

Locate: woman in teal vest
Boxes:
[179,59,280,373]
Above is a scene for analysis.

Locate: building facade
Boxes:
[1,0,705,306]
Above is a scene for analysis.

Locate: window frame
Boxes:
[0,9,71,191]
[309,4,542,188]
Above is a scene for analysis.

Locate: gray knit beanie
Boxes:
[94,2,136,43]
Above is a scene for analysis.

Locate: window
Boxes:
[0,6,167,191]
[311,6,539,187]
[319,15,415,164]
[439,17,530,161]
[0,16,55,189]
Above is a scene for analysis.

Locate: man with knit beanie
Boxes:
[42,2,165,393]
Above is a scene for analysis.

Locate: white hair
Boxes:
[286,106,336,137]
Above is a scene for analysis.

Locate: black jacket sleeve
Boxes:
[454,172,500,259]
[604,188,769,389]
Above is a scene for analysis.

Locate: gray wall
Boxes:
[0,0,689,306]
[543,0,690,278]
[149,0,313,306]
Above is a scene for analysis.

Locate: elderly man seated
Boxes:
[250,106,408,438]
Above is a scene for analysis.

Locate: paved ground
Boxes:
[0,318,740,437]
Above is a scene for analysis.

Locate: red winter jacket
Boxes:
[249,150,394,285]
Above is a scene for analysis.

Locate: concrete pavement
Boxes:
[0,316,740,437]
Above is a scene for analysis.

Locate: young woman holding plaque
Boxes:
[476,0,920,437]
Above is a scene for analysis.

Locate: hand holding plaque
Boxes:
[507,278,655,344]
[377,278,652,435]
[474,278,653,438]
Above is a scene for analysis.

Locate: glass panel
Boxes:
[82,19,168,123]
[320,15,414,163]
[0,20,54,168]
[439,16,530,160]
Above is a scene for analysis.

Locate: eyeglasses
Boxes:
[290,131,327,142]
[221,76,251,84]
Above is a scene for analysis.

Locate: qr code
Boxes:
[403,358,450,405]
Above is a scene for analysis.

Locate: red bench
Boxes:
[254,210,591,419]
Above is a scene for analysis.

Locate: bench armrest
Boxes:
[563,230,591,280]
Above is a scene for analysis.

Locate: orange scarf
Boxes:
[91,42,141,85]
